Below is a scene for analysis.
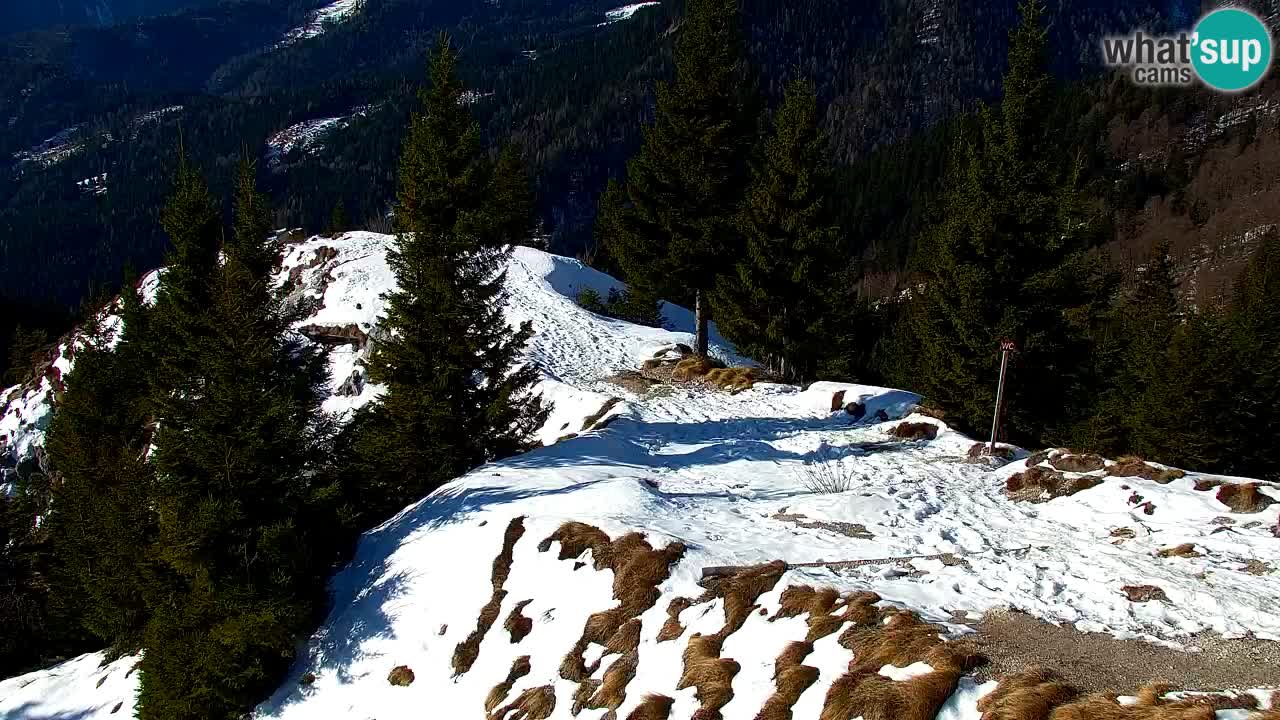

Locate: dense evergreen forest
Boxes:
[1,0,1279,716]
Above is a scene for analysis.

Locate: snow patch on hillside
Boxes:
[266,107,372,168]
[278,0,362,47]
[597,1,660,26]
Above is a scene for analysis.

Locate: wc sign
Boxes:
[1102,7,1273,92]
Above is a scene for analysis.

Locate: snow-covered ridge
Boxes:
[265,106,374,168]
[3,232,1278,720]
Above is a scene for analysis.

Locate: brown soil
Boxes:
[772,512,874,539]
[970,609,1280,694]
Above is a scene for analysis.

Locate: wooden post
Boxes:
[989,339,1017,454]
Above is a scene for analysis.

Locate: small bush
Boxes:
[576,287,664,327]
[672,356,725,380]
[1049,453,1106,473]
[796,451,859,494]
[1005,466,1102,502]
[1105,456,1185,483]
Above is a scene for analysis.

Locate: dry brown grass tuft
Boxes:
[453,517,526,676]
[836,591,884,627]
[493,684,557,720]
[705,366,761,393]
[678,633,741,716]
[485,656,532,713]
[1215,483,1277,513]
[658,597,694,642]
[1048,692,1218,719]
[976,667,1080,720]
[1156,543,1202,558]
[1049,453,1106,473]
[805,614,847,642]
[504,600,534,643]
[586,651,640,716]
[673,356,726,381]
[818,667,962,720]
[387,665,415,686]
[581,397,623,431]
[606,618,643,656]
[890,421,939,441]
[545,523,685,705]
[838,611,947,667]
[773,641,814,680]
[626,694,675,720]
[1005,466,1103,503]
[1105,457,1186,484]
[771,586,840,621]
[700,560,787,643]
[756,665,821,720]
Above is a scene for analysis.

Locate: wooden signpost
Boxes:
[988,338,1018,454]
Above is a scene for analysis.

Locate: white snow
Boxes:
[277,0,362,47]
[597,1,660,26]
[3,232,1279,720]
[265,108,372,168]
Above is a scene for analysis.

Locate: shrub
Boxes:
[796,451,859,494]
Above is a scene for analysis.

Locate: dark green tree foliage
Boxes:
[0,455,96,676]
[329,197,350,235]
[1079,244,1180,456]
[714,78,839,381]
[1220,229,1280,480]
[43,311,156,652]
[345,36,547,522]
[605,0,755,356]
[138,158,336,720]
[884,0,1113,443]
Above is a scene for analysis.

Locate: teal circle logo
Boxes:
[1191,8,1272,92]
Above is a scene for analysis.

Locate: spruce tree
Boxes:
[44,302,156,652]
[713,78,840,381]
[345,35,547,522]
[604,0,755,356]
[886,0,1114,443]
[1220,229,1280,479]
[139,158,336,720]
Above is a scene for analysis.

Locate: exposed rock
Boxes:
[335,368,365,397]
[387,665,415,686]
[1122,585,1168,603]
[299,323,369,348]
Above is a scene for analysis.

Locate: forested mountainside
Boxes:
[0,0,222,36]
[1,0,1207,312]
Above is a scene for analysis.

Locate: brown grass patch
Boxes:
[890,421,939,441]
[504,599,534,643]
[581,397,623,431]
[1005,466,1103,503]
[1122,585,1169,603]
[756,665,821,720]
[542,523,685,705]
[1106,457,1186,484]
[771,586,841,621]
[1049,453,1106,473]
[626,694,674,720]
[493,684,557,720]
[677,633,741,718]
[453,517,526,676]
[1156,543,1202,558]
[585,651,640,716]
[1049,692,1218,719]
[705,366,761,393]
[673,356,726,381]
[658,597,694,642]
[1134,682,1258,711]
[976,667,1080,720]
[606,618,643,655]
[387,665,415,686]
[819,666,964,720]
[773,641,814,680]
[1215,483,1277,513]
[485,656,532,713]
[699,560,787,644]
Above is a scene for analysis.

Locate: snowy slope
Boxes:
[3,232,1278,720]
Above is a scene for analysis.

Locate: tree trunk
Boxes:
[695,289,709,357]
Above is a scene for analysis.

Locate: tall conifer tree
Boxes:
[605,0,755,356]
[887,0,1113,443]
[345,35,547,521]
[713,78,839,381]
[139,158,336,720]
